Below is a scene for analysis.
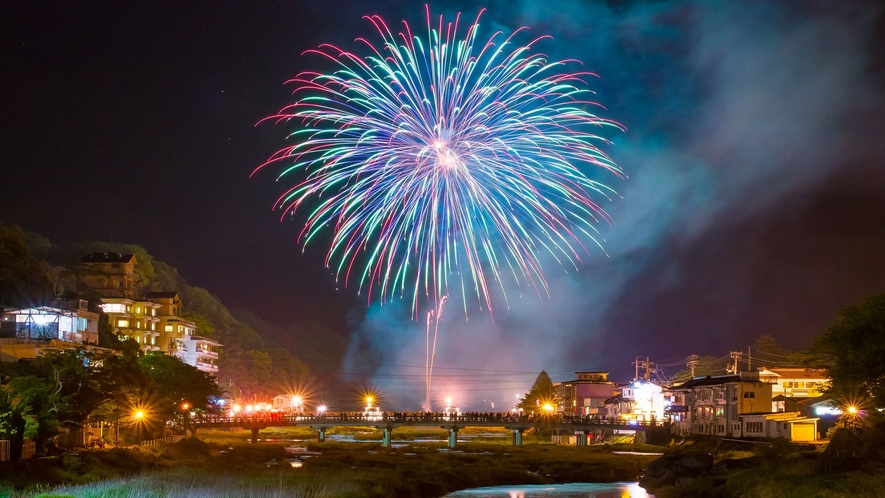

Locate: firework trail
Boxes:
[424,294,447,411]
[255,7,624,315]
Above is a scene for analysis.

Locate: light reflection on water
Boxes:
[444,482,654,498]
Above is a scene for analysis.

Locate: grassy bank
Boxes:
[646,437,885,498]
[1,437,658,498]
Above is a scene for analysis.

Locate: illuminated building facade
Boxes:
[554,372,618,416]
[0,300,100,361]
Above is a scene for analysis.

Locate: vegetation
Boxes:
[0,439,656,498]
[0,222,311,405]
[517,370,557,413]
[808,292,885,404]
[0,348,221,460]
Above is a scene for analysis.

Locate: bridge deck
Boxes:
[193,413,658,432]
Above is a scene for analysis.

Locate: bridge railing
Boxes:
[192,412,660,428]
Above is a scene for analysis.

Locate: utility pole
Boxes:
[633,356,641,381]
[642,357,655,380]
[747,346,752,371]
[686,354,700,377]
[727,351,744,374]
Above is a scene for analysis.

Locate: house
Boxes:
[0,300,100,361]
[80,253,138,299]
[554,372,619,416]
[668,371,773,438]
[741,411,819,441]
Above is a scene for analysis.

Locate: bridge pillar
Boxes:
[634,430,647,444]
[317,428,325,443]
[383,428,392,448]
[512,429,523,446]
[448,428,458,449]
[250,427,259,445]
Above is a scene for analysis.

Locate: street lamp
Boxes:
[133,410,146,445]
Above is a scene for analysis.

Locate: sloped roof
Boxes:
[765,367,828,379]
[146,292,179,298]
[673,371,761,389]
[82,252,136,263]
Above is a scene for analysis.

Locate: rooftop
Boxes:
[82,252,136,263]
[146,292,179,298]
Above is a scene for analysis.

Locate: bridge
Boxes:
[191,412,662,448]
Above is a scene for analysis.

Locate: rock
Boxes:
[709,456,761,476]
[639,452,715,493]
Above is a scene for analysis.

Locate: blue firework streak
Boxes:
[255,7,625,315]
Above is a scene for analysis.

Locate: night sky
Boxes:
[3,1,884,409]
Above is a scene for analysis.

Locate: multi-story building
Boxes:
[100,297,162,351]
[669,371,773,437]
[80,253,137,299]
[178,335,221,375]
[0,300,100,361]
[554,372,619,416]
[758,367,828,412]
[146,292,219,376]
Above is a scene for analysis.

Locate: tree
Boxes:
[138,352,222,419]
[518,370,557,413]
[0,223,53,306]
[809,293,885,406]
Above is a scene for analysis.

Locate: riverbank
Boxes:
[639,435,885,497]
[0,436,660,497]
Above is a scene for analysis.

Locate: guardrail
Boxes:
[140,435,184,448]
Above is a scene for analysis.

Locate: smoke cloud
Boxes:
[341,0,885,410]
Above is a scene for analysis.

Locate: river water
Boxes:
[444,482,654,497]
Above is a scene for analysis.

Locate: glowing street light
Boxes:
[847,405,858,414]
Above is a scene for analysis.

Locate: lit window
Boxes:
[136,322,141,329]
[102,303,127,314]
[178,326,183,332]
[151,337,156,345]
[118,320,129,328]
[164,325,173,332]
[152,309,156,316]
[136,307,141,314]
[151,323,156,331]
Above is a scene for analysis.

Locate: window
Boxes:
[151,323,156,331]
[784,382,793,388]
[151,337,156,345]
[152,309,156,316]
[102,303,127,314]
[118,320,129,328]
[743,392,755,399]
[715,407,724,417]
[178,326,184,332]
[164,325,173,332]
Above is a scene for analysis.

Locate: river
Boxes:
[444,482,654,497]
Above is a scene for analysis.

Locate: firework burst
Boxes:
[255,7,625,315]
